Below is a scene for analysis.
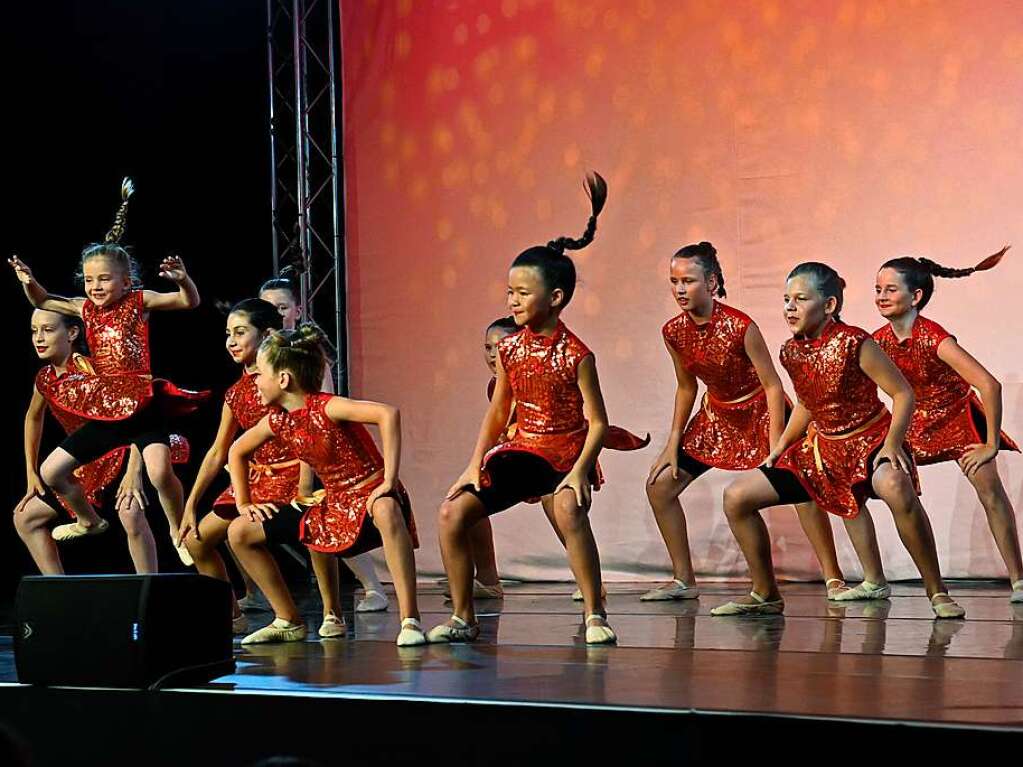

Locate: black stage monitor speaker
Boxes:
[14,573,235,689]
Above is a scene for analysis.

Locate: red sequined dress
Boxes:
[49,290,207,421]
[873,316,1018,465]
[268,392,417,554]
[775,321,919,519]
[663,301,781,470]
[35,354,190,514]
[482,321,613,487]
[211,372,301,517]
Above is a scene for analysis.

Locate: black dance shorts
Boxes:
[59,403,170,465]
[463,451,568,515]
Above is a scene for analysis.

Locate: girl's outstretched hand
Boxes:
[8,255,34,285]
[158,255,188,283]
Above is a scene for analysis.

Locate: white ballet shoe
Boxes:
[639,579,700,601]
[241,617,307,645]
[52,518,110,541]
[1010,580,1023,604]
[584,614,617,645]
[830,580,891,602]
[710,591,785,616]
[825,578,851,599]
[396,617,428,647]
[318,614,348,638]
[425,615,480,643]
[237,589,271,611]
[930,592,966,619]
[175,538,194,567]
[572,584,608,601]
[355,589,389,613]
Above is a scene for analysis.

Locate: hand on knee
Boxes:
[118,506,146,536]
[873,468,915,508]
[646,472,679,506]
[227,518,261,550]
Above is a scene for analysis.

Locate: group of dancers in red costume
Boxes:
[10,174,1022,648]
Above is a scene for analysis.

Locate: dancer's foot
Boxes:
[52,518,110,541]
[241,618,307,645]
[584,614,617,645]
[355,589,389,613]
[639,579,699,601]
[1010,580,1023,604]
[710,591,784,616]
[930,592,966,620]
[318,614,348,638]
[426,615,480,643]
[572,584,608,601]
[830,580,891,601]
[397,617,427,647]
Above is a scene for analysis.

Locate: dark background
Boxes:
[2,2,277,601]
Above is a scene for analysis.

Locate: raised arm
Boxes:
[744,322,787,448]
[859,338,915,474]
[936,336,1004,475]
[8,256,85,316]
[142,256,200,311]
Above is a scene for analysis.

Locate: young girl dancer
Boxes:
[9,179,205,565]
[712,262,965,619]
[873,247,1022,602]
[226,324,424,646]
[644,242,850,601]
[17,309,188,573]
[260,276,390,613]
[430,172,617,645]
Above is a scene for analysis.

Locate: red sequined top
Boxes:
[268,393,386,552]
[663,301,777,469]
[212,372,300,512]
[83,290,151,376]
[780,321,882,435]
[662,301,762,401]
[873,316,1018,464]
[35,355,189,511]
[483,321,593,473]
[225,373,296,466]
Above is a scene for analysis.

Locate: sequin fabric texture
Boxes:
[268,392,415,553]
[36,356,188,513]
[212,373,300,513]
[873,316,1019,464]
[483,321,591,474]
[51,291,206,421]
[776,321,918,518]
[663,301,774,470]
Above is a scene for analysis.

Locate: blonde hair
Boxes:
[259,323,327,392]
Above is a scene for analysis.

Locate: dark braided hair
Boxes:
[510,171,607,308]
[78,177,142,288]
[880,246,1009,311]
[672,241,726,298]
[259,323,327,392]
[788,262,846,322]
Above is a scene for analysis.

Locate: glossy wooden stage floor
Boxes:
[152,581,1023,727]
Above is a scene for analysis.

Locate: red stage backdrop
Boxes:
[340,0,1023,581]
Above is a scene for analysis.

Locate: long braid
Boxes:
[546,172,607,254]
[104,177,135,244]
[917,245,1009,279]
[882,245,1009,311]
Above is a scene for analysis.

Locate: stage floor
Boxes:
[4,580,1020,731]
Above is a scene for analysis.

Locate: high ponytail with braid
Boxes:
[511,171,607,308]
[77,177,142,288]
[881,245,1009,311]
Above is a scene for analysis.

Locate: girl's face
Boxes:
[483,327,514,375]
[254,349,286,406]
[784,275,835,338]
[874,267,920,319]
[669,256,715,313]
[83,256,131,307]
[225,312,263,367]
[506,266,558,328]
[31,309,75,364]
[260,288,300,330]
